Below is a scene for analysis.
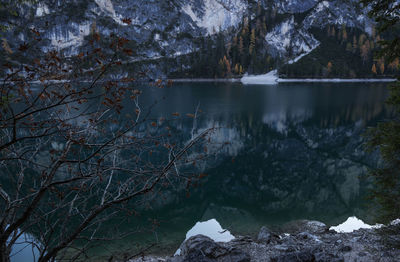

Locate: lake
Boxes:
[14,81,392,260]
[88,81,390,258]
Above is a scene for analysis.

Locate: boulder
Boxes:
[178,235,250,262]
[303,221,328,234]
[258,226,280,244]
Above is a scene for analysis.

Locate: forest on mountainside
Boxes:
[168,3,400,79]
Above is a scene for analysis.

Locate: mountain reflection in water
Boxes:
[14,82,389,259]
[88,82,389,256]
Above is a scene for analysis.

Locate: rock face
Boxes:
[132,221,400,262]
[1,0,372,77]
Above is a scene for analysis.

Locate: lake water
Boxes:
[15,82,390,260]
[88,81,391,257]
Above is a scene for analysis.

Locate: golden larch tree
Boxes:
[371,63,377,74]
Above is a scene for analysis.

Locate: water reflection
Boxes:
[90,82,390,257]
[11,82,389,259]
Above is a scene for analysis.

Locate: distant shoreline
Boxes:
[170,78,240,82]
[277,78,397,83]
[170,78,397,83]
[2,78,396,84]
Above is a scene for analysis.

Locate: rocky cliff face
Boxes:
[1,0,373,78]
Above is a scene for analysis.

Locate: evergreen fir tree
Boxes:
[362,0,400,222]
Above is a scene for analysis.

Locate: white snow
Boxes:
[266,17,295,53]
[241,70,278,85]
[36,3,50,17]
[330,217,383,233]
[278,78,397,83]
[315,1,330,13]
[390,219,400,226]
[174,218,234,256]
[288,43,320,64]
[241,71,396,85]
[94,0,126,26]
[182,0,246,35]
[265,16,320,58]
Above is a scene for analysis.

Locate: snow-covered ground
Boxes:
[240,70,396,85]
[278,78,397,83]
[241,70,279,85]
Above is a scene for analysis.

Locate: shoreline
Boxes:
[277,78,397,83]
[169,78,241,83]
[131,218,400,262]
[171,75,397,84]
[2,78,397,85]
[170,78,397,83]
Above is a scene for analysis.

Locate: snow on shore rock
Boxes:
[330,216,383,233]
[241,70,278,85]
[174,218,234,256]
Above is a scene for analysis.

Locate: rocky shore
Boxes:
[132,220,400,262]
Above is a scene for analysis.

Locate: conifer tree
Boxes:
[360,44,369,63]
[371,63,377,74]
[234,63,239,74]
[239,36,244,54]
[346,42,352,52]
[388,58,399,71]
[362,0,400,222]
[378,59,385,74]
[249,28,256,55]
[359,34,366,47]
[342,25,348,41]
[327,61,333,74]
[352,35,358,53]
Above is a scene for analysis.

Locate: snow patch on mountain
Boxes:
[182,0,247,34]
[315,1,330,12]
[94,0,126,26]
[275,0,319,14]
[266,16,320,58]
[288,43,319,64]
[303,0,371,30]
[35,3,50,17]
[241,70,278,85]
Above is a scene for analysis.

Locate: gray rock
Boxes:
[304,221,328,234]
[258,226,273,243]
[137,220,400,262]
[338,245,352,252]
[270,249,315,262]
[179,235,250,262]
[297,232,321,243]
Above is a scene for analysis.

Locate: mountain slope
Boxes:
[1,0,397,78]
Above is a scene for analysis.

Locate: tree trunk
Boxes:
[0,243,11,262]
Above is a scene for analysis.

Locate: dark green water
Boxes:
[90,81,391,258]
